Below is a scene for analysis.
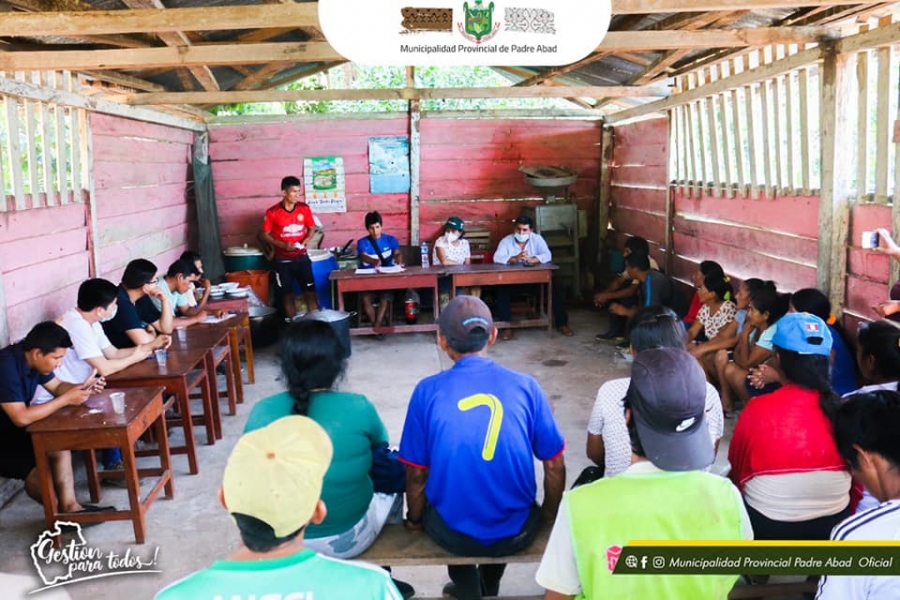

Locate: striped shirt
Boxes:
[816,500,900,599]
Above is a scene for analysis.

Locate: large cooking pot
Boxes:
[294,309,355,359]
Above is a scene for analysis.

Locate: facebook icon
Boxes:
[640,556,648,570]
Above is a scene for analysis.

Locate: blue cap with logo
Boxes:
[772,312,833,356]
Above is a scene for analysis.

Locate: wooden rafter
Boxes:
[609,0,884,12]
[80,70,167,92]
[0,4,319,37]
[120,0,219,92]
[113,85,671,106]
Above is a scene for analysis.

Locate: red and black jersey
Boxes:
[262,201,314,260]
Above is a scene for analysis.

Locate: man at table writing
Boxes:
[102,258,174,348]
[149,259,217,328]
[492,215,572,340]
[358,211,404,329]
[260,175,319,320]
[34,279,169,479]
[0,321,113,518]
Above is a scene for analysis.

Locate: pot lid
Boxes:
[224,245,264,256]
[295,308,355,323]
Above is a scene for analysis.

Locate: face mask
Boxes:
[446,232,460,243]
[100,305,118,323]
[514,233,530,243]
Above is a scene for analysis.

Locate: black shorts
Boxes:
[275,255,315,293]
[0,430,36,480]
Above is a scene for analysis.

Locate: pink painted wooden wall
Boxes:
[0,114,195,343]
[845,203,894,333]
[210,118,410,250]
[608,117,669,269]
[610,117,820,293]
[91,114,195,284]
[208,117,601,251]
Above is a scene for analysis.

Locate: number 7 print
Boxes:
[458,393,504,461]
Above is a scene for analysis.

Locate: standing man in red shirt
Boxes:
[261,176,319,320]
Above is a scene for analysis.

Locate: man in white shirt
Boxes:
[817,390,900,599]
[493,215,571,339]
[35,278,169,473]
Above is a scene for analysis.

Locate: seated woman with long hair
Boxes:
[714,283,788,416]
[686,271,737,379]
[243,320,406,567]
[843,319,900,512]
[729,312,852,541]
[749,288,858,396]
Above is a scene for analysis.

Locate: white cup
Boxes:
[110,392,125,414]
[154,349,167,367]
[176,327,187,342]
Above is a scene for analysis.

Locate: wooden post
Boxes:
[407,67,421,246]
[84,112,99,278]
[0,254,8,347]
[596,125,613,247]
[665,112,676,275]
[817,46,855,313]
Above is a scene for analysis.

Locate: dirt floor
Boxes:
[0,308,758,599]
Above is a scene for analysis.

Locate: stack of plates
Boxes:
[226,286,250,299]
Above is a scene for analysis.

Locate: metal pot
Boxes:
[294,309,356,359]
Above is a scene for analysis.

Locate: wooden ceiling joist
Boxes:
[113,85,671,106]
[0,4,319,37]
[0,28,832,73]
[610,0,884,13]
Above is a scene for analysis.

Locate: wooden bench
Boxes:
[358,524,817,599]
[357,522,551,567]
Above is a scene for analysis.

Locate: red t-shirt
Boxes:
[262,201,314,260]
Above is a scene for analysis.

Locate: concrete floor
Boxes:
[0,308,743,599]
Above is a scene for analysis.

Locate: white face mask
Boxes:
[100,304,118,323]
[446,232,460,243]
[514,233,530,243]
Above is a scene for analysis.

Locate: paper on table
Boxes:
[376,265,405,274]
[203,312,234,324]
[355,268,376,275]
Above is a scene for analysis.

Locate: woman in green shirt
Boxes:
[244,320,401,560]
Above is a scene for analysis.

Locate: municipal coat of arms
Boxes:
[458,0,499,43]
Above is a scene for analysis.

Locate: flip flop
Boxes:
[80,504,116,512]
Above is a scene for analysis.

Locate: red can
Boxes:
[404,299,419,324]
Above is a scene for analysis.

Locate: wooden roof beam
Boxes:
[610,0,884,12]
[120,0,219,92]
[0,4,319,37]
[113,85,671,106]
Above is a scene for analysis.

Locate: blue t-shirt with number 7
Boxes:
[399,355,565,545]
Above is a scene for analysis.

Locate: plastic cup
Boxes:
[110,392,125,414]
[154,349,167,367]
[176,327,187,343]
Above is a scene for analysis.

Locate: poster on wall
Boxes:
[368,136,410,193]
[303,155,346,213]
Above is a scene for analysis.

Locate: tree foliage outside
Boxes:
[209,64,574,116]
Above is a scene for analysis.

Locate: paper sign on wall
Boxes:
[304,156,346,213]
[369,136,410,193]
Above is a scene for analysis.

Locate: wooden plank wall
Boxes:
[845,202,893,333]
[210,118,410,250]
[91,113,195,284]
[610,117,820,294]
[209,117,601,250]
[608,117,669,269]
[0,203,88,342]
[0,114,194,343]
[419,118,601,243]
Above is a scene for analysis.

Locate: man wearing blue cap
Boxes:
[399,295,566,600]
[729,312,852,542]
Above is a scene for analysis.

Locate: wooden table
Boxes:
[106,347,213,475]
[27,387,173,544]
[203,305,255,386]
[330,267,440,336]
[169,326,237,440]
[444,263,558,332]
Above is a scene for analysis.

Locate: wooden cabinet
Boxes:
[523,204,580,298]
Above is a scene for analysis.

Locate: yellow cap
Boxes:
[223,416,333,537]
